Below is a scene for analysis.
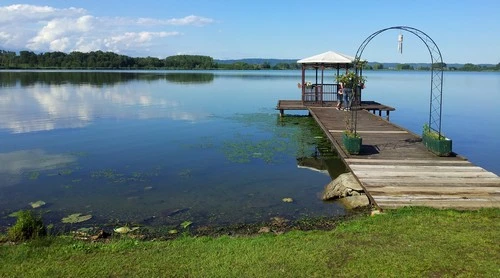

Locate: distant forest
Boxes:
[1,49,499,71]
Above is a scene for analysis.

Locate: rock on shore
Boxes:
[322,173,370,209]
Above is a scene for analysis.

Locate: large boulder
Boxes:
[322,173,370,208]
[322,172,364,200]
[340,195,370,209]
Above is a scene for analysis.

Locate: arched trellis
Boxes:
[352,26,445,137]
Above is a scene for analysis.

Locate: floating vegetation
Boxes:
[77,227,93,233]
[68,151,88,157]
[144,186,153,191]
[62,213,92,224]
[181,221,193,229]
[113,226,139,234]
[184,137,215,150]
[8,210,23,217]
[222,136,289,164]
[90,168,153,184]
[178,169,192,178]
[91,169,122,179]
[223,113,339,162]
[72,179,82,183]
[282,198,294,203]
[29,172,40,180]
[132,172,144,179]
[59,169,73,176]
[168,229,178,234]
[29,200,46,208]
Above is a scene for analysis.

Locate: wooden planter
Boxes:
[422,133,452,156]
[342,133,362,155]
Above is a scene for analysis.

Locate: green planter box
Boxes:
[422,133,452,156]
[342,133,362,155]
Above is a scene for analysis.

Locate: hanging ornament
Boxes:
[398,34,403,54]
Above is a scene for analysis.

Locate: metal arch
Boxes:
[354,26,445,137]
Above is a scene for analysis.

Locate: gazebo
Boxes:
[297,51,354,105]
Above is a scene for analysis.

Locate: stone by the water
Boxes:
[322,173,365,200]
[322,173,370,208]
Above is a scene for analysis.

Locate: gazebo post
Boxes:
[301,64,305,102]
[321,64,325,105]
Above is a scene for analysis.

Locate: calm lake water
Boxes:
[0,70,499,232]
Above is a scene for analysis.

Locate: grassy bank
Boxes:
[1,207,499,277]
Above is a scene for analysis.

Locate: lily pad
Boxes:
[62,213,92,224]
[29,200,46,208]
[8,210,23,217]
[113,226,139,234]
[282,197,294,203]
[181,221,192,229]
[168,229,178,234]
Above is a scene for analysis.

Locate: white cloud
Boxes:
[101,31,181,53]
[167,15,214,26]
[137,15,214,27]
[27,15,95,51]
[0,4,214,55]
[0,4,86,23]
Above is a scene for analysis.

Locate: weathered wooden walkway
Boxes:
[278,102,500,209]
[277,100,395,119]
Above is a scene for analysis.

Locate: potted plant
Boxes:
[422,124,452,156]
[336,70,366,91]
[342,129,362,155]
[336,69,366,155]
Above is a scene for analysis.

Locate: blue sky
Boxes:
[1,0,498,64]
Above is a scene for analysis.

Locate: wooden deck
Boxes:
[277,100,395,119]
[302,106,500,209]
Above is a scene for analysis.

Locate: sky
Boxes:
[0,0,498,64]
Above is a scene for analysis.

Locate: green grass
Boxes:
[1,207,499,277]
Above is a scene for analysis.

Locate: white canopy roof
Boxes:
[297,51,354,64]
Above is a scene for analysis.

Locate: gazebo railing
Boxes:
[303,83,340,104]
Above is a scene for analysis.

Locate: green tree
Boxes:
[396,64,414,70]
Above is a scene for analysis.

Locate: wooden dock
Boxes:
[277,101,500,209]
[277,100,395,119]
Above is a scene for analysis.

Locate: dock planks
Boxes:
[305,106,500,210]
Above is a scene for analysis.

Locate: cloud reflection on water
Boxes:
[0,79,205,133]
[0,149,77,187]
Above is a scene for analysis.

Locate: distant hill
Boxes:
[215,58,298,66]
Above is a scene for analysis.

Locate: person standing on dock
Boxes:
[338,82,352,111]
[336,85,344,110]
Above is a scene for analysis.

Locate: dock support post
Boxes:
[279,109,284,117]
[386,111,390,121]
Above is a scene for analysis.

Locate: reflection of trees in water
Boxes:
[223,113,347,178]
[164,73,214,84]
[277,115,348,179]
[0,71,214,87]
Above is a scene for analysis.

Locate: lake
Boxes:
[0,70,499,232]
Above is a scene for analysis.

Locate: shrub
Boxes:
[7,210,47,241]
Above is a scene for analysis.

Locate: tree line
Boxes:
[0,50,215,70]
[0,49,498,71]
